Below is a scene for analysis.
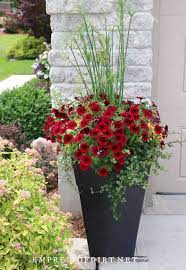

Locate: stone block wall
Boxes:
[46,0,154,214]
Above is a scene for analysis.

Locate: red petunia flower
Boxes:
[77,106,87,115]
[103,109,114,118]
[124,118,134,127]
[91,146,100,157]
[102,129,113,138]
[80,162,89,171]
[113,152,126,161]
[114,128,125,136]
[97,122,108,133]
[45,116,54,126]
[57,137,62,143]
[130,124,141,134]
[114,163,123,172]
[59,127,66,135]
[114,121,123,130]
[103,106,117,118]
[52,108,67,119]
[142,132,149,142]
[122,112,134,120]
[89,101,101,113]
[97,136,109,146]
[84,114,93,122]
[155,125,163,134]
[67,121,77,130]
[140,121,149,130]
[130,105,139,115]
[115,135,127,146]
[74,149,83,160]
[134,114,140,121]
[81,119,89,128]
[102,118,112,126]
[142,109,153,119]
[98,167,109,177]
[81,127,90,135]
[90,128,99,138]
[118,155,126,165]
[80,143,89,153]
[74,133,84,143]
[51,122,62,136]
[111,143,122,153]
[80,154,92,166]
[64,134,73,144]
[108,105,117,112]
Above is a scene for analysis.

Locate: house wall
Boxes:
[46,0,154,214]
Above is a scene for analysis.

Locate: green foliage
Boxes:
[102,141,171,220]
[0,79,51,140]
[3,15,19,34]
[10,0,20,8]
[0,140,72,270]
[7,36,46,60]
[0,34,26,57]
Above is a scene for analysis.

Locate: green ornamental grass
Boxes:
[70,0,135,105]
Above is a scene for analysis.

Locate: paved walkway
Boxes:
[70,215,186,270]
[0,75,35,94]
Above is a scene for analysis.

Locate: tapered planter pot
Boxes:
[74,167,147,258]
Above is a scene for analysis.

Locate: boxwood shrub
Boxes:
[7,36,45,60]
[0,79,51,140]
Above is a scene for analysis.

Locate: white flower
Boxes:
[19,190,31,200]
[0,179,8,197]
[36,71,44,77]
[33,63,40,70]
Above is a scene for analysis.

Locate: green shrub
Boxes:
[7,36,46,60]
[4,15,19,34]
[0,79,51,140]
[0,140,72,270]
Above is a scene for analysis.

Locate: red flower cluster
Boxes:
[44,94,168,177]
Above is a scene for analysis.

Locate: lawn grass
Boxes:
[0,34,34,81]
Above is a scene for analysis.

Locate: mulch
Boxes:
[70,216,86,238]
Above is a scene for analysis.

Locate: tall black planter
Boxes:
[74,167,147,258]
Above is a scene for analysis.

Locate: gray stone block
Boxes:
[50,12,154,32]
[128,31,152,48]
[125,83,151,98]
[125,67,153,82]
[127,49,152,66]
[46,0,113,15]
[126,0,153,11]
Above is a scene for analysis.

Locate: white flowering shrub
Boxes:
[33,43,51,81]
